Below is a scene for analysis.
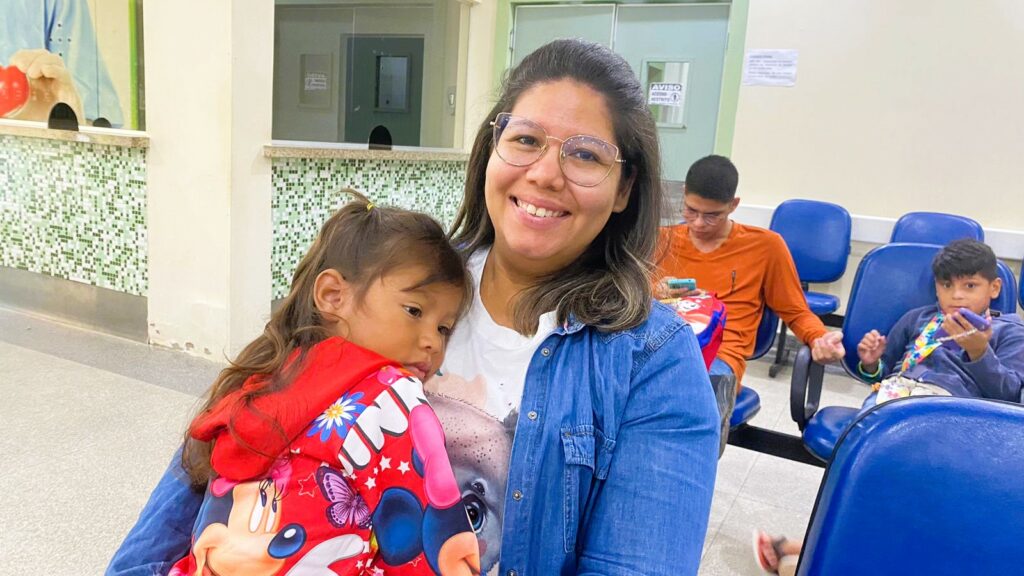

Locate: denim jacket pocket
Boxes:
[560,425,616,553]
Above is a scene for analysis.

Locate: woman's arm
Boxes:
[105,447,203,576]
[577,323,720,576]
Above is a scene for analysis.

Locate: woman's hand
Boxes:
[857,329,886,371]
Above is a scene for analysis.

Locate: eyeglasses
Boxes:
[682,205,728,225]
[490,112,625,187]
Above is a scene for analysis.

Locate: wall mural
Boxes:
[0,0,142,128]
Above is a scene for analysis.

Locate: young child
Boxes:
[169,192,481,576]
[857,239,1024,404]
[754,239,1024,575]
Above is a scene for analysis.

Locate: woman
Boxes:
[107,39,719,576]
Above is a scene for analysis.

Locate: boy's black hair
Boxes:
[932,238,998,281]
[684,154,739,203]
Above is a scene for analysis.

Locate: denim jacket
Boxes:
[106,302,719,576]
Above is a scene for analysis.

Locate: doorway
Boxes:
[343,35,424,147]
[511,3,730,181]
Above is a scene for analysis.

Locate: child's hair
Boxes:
[932,238,998,281]
[685,155,739,203]
[182,190,471,486]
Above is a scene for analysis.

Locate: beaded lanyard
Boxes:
[869,312,980,390]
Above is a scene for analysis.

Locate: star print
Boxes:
[397,461,410,474]
[373,568,385,576]
[380,457,391,471]
[356,560,363,569]
[365,476,376,490]
[297,473,317,497]
[373,467,378,475]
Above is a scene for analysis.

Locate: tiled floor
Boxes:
[0,307,869,576]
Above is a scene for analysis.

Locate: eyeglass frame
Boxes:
[681,204,730,226]
[489,112,626,187]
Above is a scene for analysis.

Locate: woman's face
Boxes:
[484,79,631,276]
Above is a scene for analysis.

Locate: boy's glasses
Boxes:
[682,205,728,225]
[490,112,624,187]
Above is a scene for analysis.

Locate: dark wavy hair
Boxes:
[932,238,998,281]
[182,190,471,486]
[449,38,663,334]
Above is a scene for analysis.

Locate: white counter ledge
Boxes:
[0,119,149,148]
[263,140,469,162]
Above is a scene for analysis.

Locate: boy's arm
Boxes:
[874,309,922,379]
[961,322,1024,402]
[339,377,479,575]
[762,234,828,346]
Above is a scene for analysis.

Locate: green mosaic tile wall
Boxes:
[0,135,147,295]
[272,157,467,299]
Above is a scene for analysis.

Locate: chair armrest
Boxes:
[790,344,825,430]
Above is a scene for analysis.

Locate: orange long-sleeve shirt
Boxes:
[655,222,827,385]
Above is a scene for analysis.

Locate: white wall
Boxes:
[462,0,497,149]
[145,0,273,360]
[732,0,1024,231]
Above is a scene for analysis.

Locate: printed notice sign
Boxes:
[648,82,685,107]
[304,72,328,91]
[742,50,799,87]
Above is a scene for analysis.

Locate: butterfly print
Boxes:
[316,467,372,529]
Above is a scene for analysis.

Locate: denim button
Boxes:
[507,571,518,576]
[541,347,551,357]
[512,490,523,501]
[527,410,538,420]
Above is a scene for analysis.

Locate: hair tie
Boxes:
[366,202,374,211]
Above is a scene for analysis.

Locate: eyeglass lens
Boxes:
[683,207,724,224]
[492,113,619,187]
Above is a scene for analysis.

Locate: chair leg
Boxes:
[769,323,790,378]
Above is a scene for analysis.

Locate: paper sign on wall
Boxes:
[742,50,799,87]
[299,53,332,108]
[648,82,684,107]
[304,73,328,91]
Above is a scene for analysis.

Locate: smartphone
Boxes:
[935,307,991,348]
[667,277,697,291]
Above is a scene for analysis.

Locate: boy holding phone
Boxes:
[654,156,845,451]
[753,239,1024,574]
[858,239,1024,403]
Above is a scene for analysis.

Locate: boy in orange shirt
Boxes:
[655,155,845,443]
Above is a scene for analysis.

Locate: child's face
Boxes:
[935,274,1001,316]
[336,264,464,381]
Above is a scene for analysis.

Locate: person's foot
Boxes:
[752,530,801,574]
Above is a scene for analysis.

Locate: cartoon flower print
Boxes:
[308,392,365,442]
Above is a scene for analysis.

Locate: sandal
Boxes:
[752,530,790,574]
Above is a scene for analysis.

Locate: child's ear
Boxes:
[313,269,352,322]
[989,277,1003,300]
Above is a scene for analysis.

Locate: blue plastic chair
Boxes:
[768,200,852,377]
[890,211,984,244]
[994,260,1019,315]
[728,308,778,429]
[1019,259,1024,310]
[797,397,1024,575]
[790,243,943,461]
